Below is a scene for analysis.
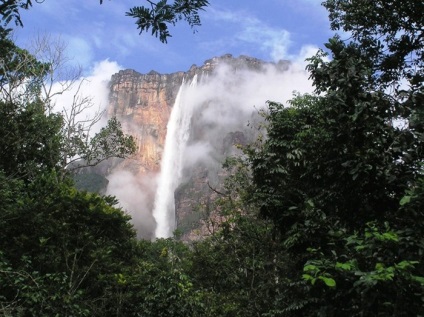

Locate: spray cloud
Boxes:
[149,58,315,238]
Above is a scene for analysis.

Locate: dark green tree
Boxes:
[0,30,138,316]
[98,237,206,317]
[0,171,138,316]
[244,1,424,314]
[323,0,423,88]
[0,99,63,179]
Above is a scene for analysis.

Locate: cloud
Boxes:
[187,60,314,129]
[203,7,319,64]
[90,59,122,81]
[151,58,316,237]
[106,170,157,240]
[50,59,122,135]
[237,21,292,61]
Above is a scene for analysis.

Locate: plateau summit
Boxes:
[85,54,312,240]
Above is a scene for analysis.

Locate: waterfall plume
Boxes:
[152,75,198,238]
[105,55,315,240]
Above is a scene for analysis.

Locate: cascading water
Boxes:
[152,75,198,238]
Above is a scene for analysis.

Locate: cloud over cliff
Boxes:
[149,56,315,238]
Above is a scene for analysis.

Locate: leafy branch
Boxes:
[125,0,209,43]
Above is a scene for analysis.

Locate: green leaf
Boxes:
[319,276,336,287]
[395,260,418,270]
[381,232,399,242]
[400,195,412,206]
[302,273,314,281]
[375,262,385,270]
[303,264,318,273]
[411,275,424,285]
[335,261,354,271]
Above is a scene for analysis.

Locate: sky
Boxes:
[14,0,333,75]
[10,0,335,238]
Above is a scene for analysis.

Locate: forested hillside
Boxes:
[0,0,423,316]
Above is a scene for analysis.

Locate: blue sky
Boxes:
[9,1,334,235]
[14,0,333,74]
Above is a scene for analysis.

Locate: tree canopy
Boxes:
[241,0,424,314]
[1,0,423,316]
[323,0,423,88]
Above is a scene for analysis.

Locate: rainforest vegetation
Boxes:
[0,0,423,316]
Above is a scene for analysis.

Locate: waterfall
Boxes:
[152,75,198,238]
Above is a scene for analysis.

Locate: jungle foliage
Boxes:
[1,0,423,316]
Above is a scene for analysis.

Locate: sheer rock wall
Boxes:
[108,69,184,174]
[106,54,290,240]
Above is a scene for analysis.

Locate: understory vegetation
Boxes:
[1,0,423,316]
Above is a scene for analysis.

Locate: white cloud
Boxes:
[237,21,292,61]
[89,59,122,80]
[203,7,320,64]
[150,59,316,237]
[106,170,157,239]
[50,59,122,134]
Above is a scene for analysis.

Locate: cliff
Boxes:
[107,69,183,174]
[106,54,290,240]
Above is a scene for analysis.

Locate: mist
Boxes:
[106,170,157,239]
[182,58,315,169]
[54,55,316,240]
[149,57,315,238]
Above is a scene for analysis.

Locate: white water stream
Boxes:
[152,76,198,238]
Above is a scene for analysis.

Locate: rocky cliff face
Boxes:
[106,54,290,240]
[107,69,183,174]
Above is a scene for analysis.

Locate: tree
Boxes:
[323,0,423,88]
[0,0,210,43]
[26,34,84,111]
[0,0,34,27]
[124,0,209,43]
[0,171,138,316]
[243,1,424,314]
[0,99,63,179]
[0,28,48,105]
[0,33,64,179]
[0,18,140,317]
[249,93,423,315]
[126,238,205,317]
[0,33,136,180]
[28,34,137,176]
[190,208,289,317]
